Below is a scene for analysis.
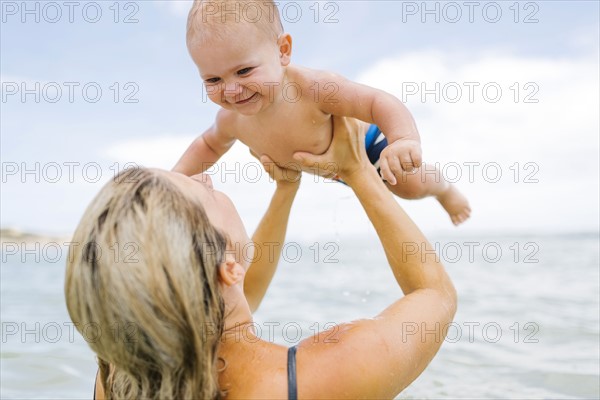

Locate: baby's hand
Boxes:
[379,139,422,185]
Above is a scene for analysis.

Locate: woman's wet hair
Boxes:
[65,167,227,399]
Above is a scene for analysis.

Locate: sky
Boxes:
[1,0,599,240]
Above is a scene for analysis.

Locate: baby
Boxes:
[174,0,471,225]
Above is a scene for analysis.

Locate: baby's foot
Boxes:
[436,185,471,225]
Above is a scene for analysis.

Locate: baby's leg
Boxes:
[386,166,471,225]
[364,124,470,225]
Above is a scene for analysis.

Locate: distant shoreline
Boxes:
[0,228,71,244]
[1,227,598,246]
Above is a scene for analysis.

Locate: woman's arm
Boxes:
[292,116,457,399]
[244,156,301,313]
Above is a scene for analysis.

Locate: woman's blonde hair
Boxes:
[65,168,227,399]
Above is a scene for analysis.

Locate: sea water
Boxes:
[1,233,598,399]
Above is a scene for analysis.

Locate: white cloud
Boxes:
[105,135,196,169]
[357,51,599,162]
[355,51,599,233]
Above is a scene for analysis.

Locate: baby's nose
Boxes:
[223,81,242,96]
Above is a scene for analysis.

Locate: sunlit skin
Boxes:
[96,115,458,399]
[177,20,471,225]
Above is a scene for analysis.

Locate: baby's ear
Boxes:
[278,33,292,66]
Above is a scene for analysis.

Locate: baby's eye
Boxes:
[237,67,253,76]
[205,77,221,84]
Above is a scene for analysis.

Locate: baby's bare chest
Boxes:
[236,110,333,166]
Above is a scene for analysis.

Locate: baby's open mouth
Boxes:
[236,93,258,104]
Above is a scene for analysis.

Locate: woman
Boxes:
[65,116,457,399]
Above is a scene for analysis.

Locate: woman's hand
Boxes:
[293,116,371,183]
[249,149,301,189]
[259,155,301,189]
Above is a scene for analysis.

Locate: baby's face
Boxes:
[189,23,288,116]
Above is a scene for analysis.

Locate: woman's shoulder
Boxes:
[220,305,445,399]
[218,319,395,398]
[218,338,289,398]
[293,319,391,398]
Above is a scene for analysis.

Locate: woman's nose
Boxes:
[192,173,213,189]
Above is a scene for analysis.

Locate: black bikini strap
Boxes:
[93,369,98,400]
[287,345,298,400]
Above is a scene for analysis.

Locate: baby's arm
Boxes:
[313,72,421,183]
[172,109,237,176]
